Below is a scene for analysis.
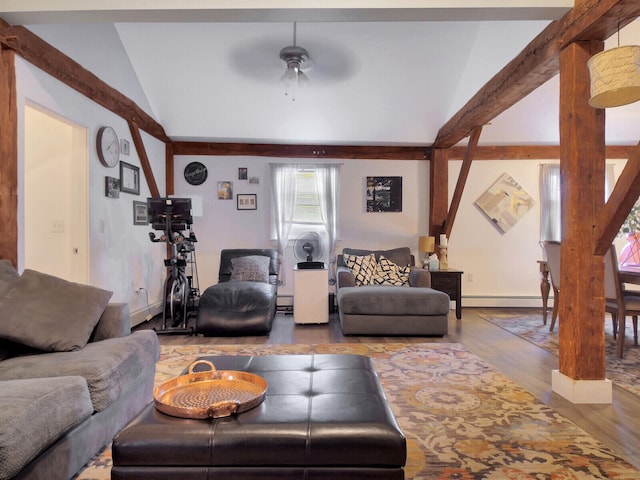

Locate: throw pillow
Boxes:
[229,255,271,283]
[343,253,377,286]
[372,255,411,286]
[0,269,113,352]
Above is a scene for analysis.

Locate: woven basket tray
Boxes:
[154,360,268,419]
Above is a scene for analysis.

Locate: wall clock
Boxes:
[96,126,120,168]
[184,162,208,185]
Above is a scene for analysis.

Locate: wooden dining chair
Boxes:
[604,245,640,358]
[542,240,561,332]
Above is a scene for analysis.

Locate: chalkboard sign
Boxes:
[184,162,208,185]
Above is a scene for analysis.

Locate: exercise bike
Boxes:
[148,198,199,335]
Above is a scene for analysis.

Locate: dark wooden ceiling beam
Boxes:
[433,0,640,149]
[0,18,170,143]
[171,141,430,160]
[172,141,636,161]
[594,141,640,255]
[443,127,482,239]
[129,121,160,198]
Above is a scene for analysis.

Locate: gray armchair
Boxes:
[336,247,450,336]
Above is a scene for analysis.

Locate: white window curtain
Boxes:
[270,163,341,285]
[540,163,615,242]
[540,164,561,242]
[315,164,341,285]
[270,164,298,284]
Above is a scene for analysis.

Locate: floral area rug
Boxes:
[480,312,640,398]
[76,343,639,479]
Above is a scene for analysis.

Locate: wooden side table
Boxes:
[428,268,463,319]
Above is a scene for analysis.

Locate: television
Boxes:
[147,197,193,232]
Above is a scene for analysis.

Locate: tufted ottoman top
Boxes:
[112,354,406,480]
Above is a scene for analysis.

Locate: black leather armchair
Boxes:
[196,249,279,336]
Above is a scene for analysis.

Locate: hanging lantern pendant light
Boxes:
[588,20,640,109]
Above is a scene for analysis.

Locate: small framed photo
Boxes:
[238,167,248,180]
[120,161,140,195]
[105,176,119,198]
[133,201,148,225]
[237,194,257,210]
[249,176,260,185]
[217,181,233,200]
[120,138,131,156]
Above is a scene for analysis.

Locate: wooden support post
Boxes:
[429,148,449,238]
[0,48,17,267]
[557,40,606,385]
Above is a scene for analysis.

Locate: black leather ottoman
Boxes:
[111,354,406,480]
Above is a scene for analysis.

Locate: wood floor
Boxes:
[136,307,640,470]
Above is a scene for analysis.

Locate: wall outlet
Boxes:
[467,273,474,282]
[51,220,65,233]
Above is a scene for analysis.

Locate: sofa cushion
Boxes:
[343,253,377,286]
[372,255,411,286]
[0,376,93,480]
[338,285,450,316]
[0,259,19,299]
[229,255,270,283]
[0,330,160,412]
[0,269,113,352]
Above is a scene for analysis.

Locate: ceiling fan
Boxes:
[228,23,358,97]
[279,22,312,100]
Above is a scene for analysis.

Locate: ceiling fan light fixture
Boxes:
[279,27,312,100]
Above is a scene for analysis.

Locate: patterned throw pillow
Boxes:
[343,253,377,286]
[229,255,270,283]
[372,255,411,286]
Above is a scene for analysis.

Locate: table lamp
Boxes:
[418,235,435,268]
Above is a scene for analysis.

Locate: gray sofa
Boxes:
[0,260,160,480]
[336,247,450,336]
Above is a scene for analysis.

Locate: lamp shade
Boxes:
[588,45,640,108]
[419,235,435,253]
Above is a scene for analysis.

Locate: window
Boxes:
[540,163,615,242]
[292,170,323,226]
[270,163,341,284]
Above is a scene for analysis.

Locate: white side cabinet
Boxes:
[293,265,329,324]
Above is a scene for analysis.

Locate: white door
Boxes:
[24,104,88,283]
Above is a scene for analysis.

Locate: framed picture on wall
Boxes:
[217,181,233,199]
[366,176,403,212]
[105,176,119,198]
[120,161,140,195]
[237,193,257,210]
[133,201,148,225]
[238,167,248,180]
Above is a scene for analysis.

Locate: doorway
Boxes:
[24,104,88,283]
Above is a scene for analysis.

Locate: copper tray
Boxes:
[154,360,268,419]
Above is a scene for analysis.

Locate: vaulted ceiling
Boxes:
[2,1,639,146]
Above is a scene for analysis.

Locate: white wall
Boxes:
[16,57,167,323]
[448,158,629,307]
[174,154,630,308]
[173,156,429,298]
